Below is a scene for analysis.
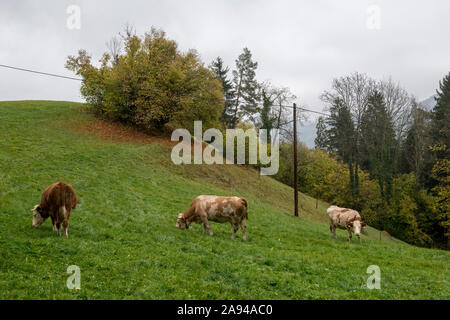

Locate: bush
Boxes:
[66,27,224,133]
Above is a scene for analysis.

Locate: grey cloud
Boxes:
[1,0,449,109]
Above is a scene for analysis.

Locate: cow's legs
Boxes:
[240,219,247,241]
[63,217,69,238]
[200,215,213,236]
[62,208,70,238]
[231,223,239,240]
[51,208,60,235]
[330,225,336,238]
[348,230,352,242]
[51,216,57,232]
[63,221,69,238]
[203,224,207,234]
[55,206,67,237]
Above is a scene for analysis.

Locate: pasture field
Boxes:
[0,101,448,299]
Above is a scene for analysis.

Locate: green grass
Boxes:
[0,100,448,299]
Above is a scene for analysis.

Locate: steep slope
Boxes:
[0,101,448,299]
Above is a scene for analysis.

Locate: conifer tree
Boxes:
[314,116,329,150]
[211,57,235,128]
[232,48,260,127]
[361,90,395,202]
[429,72,450,248]
[325,98,355,163]
[260,88,274,136]
[431,72,450,162]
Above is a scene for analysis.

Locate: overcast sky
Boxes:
[1,0,449,115]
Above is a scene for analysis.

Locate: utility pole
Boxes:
[293,103,299,217]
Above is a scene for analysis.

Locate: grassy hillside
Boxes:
[0,101,448,299]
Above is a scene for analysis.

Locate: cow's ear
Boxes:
[362,222,367,227]
[346,221,353,228]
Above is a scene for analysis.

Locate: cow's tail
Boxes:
[241,198,248,220]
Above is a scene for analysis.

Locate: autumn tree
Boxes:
[66,27,223,133]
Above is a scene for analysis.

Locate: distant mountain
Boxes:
[419,94,438,111]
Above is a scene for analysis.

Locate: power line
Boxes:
[259,103,331,117]
[298,107,330,117]
[280,105,330,117]
[0,63,332,117]
[0,64,82,81]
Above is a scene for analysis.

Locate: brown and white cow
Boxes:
[30,181,78,237]
[176,195,248,240]
[327,205,366,243]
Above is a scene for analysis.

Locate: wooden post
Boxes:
[293,103,299,217]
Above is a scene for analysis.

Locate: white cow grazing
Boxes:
[328,205,366,243]
[176,195,248,240]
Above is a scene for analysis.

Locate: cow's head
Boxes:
[176,213,189,230]
[30,205,47,227]
[347,218,366,237]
